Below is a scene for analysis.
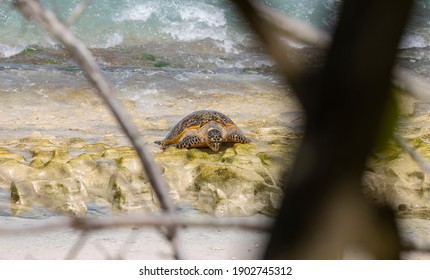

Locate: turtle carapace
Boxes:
[155,110,251,152]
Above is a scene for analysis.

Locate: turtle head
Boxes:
[206,127,222,151]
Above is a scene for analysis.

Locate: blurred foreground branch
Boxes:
[0,214,270,259]
[66,0,91,27]
[233,0,414,259]
[250,0,330,48]
[14,0,185,259]
[394,135,430,175]
[251,1,430,102]
[0,214,271,235]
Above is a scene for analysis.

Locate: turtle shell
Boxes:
[163,110,236,143]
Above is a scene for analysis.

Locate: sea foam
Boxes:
[0,44,25,58]
[112,0,237,52]
[102,33,124,48]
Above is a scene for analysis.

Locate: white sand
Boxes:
[0,215,269,260]
[2,206,430,260]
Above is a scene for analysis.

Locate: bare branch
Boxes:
[251,1,430,103]
[93,242,116,259]
[231,0,303,88]
[66,0,91,27]
[118,228,143,259]
[394,134,430,175]
[250,0,331,48]
[65,231,91,260]
[14,0,185,259]
[251,2,430,185]
[0,214,272,235]
[73,215,273,232]
[238,0,413,259]
[393,68,430,101]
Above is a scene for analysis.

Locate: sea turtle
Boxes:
[155,110,251,152]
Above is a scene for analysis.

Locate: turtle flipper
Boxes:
[154,140,164,146]
[226,127,251,143]
[174,135,202,149]
[227,133,251,143]
[160,135,202,150]
[154,139,171,147]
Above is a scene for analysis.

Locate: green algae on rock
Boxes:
[102,146,137,159]
[363,136,430,217]
[10,180,36,215]
[156,141,288,216]
[108,173,156,213]
[0,130,294,217]
[0,148,26,163]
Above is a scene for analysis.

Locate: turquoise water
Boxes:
[1,0,254,55]
[2,0,430,56]
[0,0,430,64]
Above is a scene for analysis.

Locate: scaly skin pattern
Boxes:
[155,110,250,151]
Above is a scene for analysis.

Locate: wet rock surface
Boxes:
[2,91,430,219]
[2,46,430,226]
[0,56,303,218]
[363,92,430,218]
[0,126,299,216]
[155,127,297,216]
[0,136,154,216]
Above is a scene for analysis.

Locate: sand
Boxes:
[0,214,270,260]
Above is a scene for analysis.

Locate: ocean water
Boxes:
[1,0,430,53]
[0,0,254,55]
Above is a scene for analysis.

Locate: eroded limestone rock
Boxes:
[157,141,288,216]
[364,138,430,216]
[0,132,294,217]
[10,180,36,215]
[108,173,156,213]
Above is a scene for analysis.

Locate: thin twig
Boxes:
[74,215,273,232]
[66,0,91,27]
[14,0,185,259]
[93,241,116,259]
[118,228,143,260]
[394,134,430,174]
[250,0,331,48]
[65,230,91,260]
[0,214,272,234]
[253,1,430,180]
[231,0,302,88]
[251,1,430,102]
[393,69,430,101]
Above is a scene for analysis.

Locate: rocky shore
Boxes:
[0,124,300,217]
[363,91,430,218]
[1,90,430,219]
[1,46,430,221]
